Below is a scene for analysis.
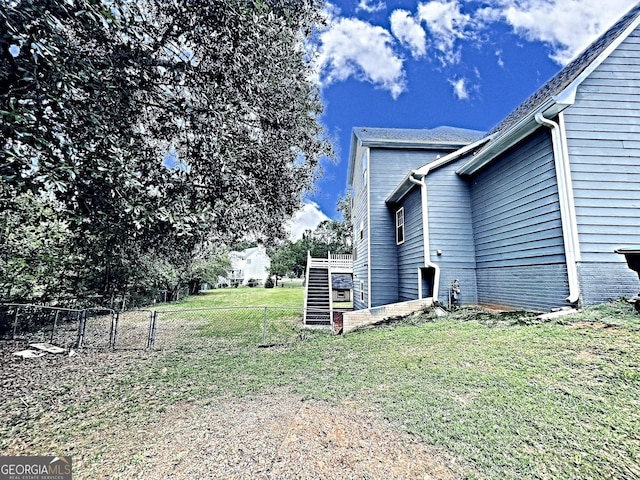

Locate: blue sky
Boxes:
[287,0,638,237]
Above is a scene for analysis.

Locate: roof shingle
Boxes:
[353,125,485,145]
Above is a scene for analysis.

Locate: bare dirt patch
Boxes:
[82,395,462,479]
[1,343,464,480]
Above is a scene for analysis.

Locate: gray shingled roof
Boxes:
[353,125,485,145]
[490,2,640,136]
[332,274,353,290]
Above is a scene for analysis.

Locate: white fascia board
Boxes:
[346,131,361,186]
[385,172,415,205]
[456,98,560,176]
[385,136,493,204]
[415,135,493,176]
[359,139,473,150]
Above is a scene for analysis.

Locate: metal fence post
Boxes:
[76,310,87,348]
[50,310,60,343]
[109,311,119,349]
[12,306,20,340]
[147,311,158,349]
[262,306,267,345]
[147,312,153,349]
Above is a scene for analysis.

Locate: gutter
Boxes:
[408,174,440,302]
[457,98,569,175]
[534,111,581,304]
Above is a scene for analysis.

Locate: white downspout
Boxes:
[409,174,440,302]
[535,112,581,304]
[327,251,334,329]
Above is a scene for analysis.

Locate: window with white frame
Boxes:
[359,220,364,241]
[360,280,365,302]
[396,208,405,245]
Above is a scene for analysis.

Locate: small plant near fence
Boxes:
[0,304,306,351]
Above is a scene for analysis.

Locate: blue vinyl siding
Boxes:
[475,264,569,310]
[369,148,453,307]
[397,188,423,301]
[352,148,369,310]
[563,28,640,304]
[426,161,478,305]
[470,128,569,311]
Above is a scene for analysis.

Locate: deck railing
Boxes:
[328,253,353,271]
[308,253,353,270]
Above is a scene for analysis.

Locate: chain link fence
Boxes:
[150,307,304,349]
[0,304,83,348]
[0,304,306,351]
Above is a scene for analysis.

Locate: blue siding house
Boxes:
[347,3,640,313]
[348,127,485,309]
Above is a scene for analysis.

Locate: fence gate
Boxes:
[78,308,116,349]
[112,310,153,349]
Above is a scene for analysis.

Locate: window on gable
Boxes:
[396,208,405,245]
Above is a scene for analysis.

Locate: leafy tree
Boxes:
[1,0,331,240]
[1,0,331,304]
[184,245,231,296]
[267,193,353,283]
[0,187,77,302]
[269,240,307,281]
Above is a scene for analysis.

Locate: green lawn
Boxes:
[132,301,640,478]
[149,284,306,347]
[161,283,305,309]
[3,300,640,479]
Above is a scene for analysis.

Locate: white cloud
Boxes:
[357,0,386,13]
[287,203,330,241]
[316,17,406,98]
[322,2,342,20]
[417,0,471,64]
[495,49,504,68]
[390,10,427,58]
[489,0,638,65]
[315,1,637,96]
[449,77,469,99]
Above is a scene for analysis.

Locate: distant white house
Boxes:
[224,246,271,286]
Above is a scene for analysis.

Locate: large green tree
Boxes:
[0,0,331,304]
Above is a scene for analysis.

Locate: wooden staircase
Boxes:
[304,252,353,327]
[305,267,331,325]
